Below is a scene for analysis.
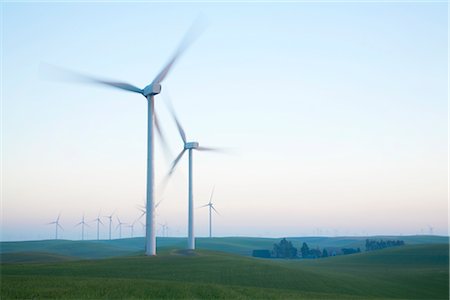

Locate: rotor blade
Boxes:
[99,219,104,226]
[211,205,220,216]
[154,110,173,160]
[198,204,210,208]
[151,17,206,85]
[74,222,82,227]
[56,212,61,222]
[209,186,215,204]
[57,224,64,230]
[164,93,187,144]
[169,149,187,176]
[40,63,143,94]
[197,146,225,152]
[46,221,57,225]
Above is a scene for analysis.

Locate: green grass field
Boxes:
[1,238,448,299]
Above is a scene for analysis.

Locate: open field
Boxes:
[1,239,448,299]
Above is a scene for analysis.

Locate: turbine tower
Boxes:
[104,211,115,240]
[166,103,222,250]
[75,214,89,241]
[43,21,203,256]
[200,186,220,238]
[93,212,104,240]
[116,216,126,239]
[47,213,63,240]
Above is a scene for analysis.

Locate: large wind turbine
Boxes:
[93,212,104,240]
[43,21,203,256]
[199,186,220,238]
[47,213,63,240]
[75,214,89,241]
[166,103,221,250]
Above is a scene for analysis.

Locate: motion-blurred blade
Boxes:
[40,63,143,94]
[151,17,205,85]
[169,149,187,176]
[211,205,220,216]
[164,93,187,144]
[209,186,215,203]
[197,146,224,152]
[154,111,173,160]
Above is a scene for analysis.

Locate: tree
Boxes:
[273,238,298,258]
[301,242,310,258]
[322,249,328,257]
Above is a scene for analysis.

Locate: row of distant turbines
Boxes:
[44,19,221,255]
[47,188,220,241]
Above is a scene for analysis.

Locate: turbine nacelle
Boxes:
[143,83,162,97]
[185,142,199,150]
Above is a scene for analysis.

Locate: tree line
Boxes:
[365,239,405,251]
[253,238,405,259]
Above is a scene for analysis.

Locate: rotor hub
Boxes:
[143,83,162,97]
[185,142,199,149]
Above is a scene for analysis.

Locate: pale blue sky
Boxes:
[2,2,448,241]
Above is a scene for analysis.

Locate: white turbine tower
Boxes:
[47,213,63,240]
[92,212,104,240]
[75,214,89,241]
[43,21,204,256]
[116,216,126,239]
[165,102,222,250]
[199,186,220,238]
[104,211,115,240]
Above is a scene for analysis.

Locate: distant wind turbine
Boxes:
[42,19,204,256]
[75,214,89,240]
[104,211,115,240]
[116,216,126,239]
[92,212,104,240]
[159,222,169,237]
[165,99,222,250]
[47,213,63,240]
[199,186,220,238]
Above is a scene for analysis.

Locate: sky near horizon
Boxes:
[1,2,448,241]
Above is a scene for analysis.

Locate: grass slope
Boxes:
[1,235,447,259]
[1,244,448,299]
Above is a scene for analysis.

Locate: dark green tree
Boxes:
[301,242,310,258]
[273,238,298,258]
[322,249,328,257]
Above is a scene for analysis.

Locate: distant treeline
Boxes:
[365,239,405,251]
[253,238,406,259]
[253,238,361,259]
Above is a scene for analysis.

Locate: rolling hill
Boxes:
[1,243,448,299]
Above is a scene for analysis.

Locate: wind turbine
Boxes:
[47,213,63,240]
[116,216,127,239]
[75,214,89,241]
[104,211,115,240]
[92,212,104,240]
[165,101,222,250]
[199,186,220,238]
[159,222,169,237]
[43,20,204,256]
[128,219,139,238]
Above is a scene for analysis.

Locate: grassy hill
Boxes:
[1,244,448,299]
[1,235,447,260]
